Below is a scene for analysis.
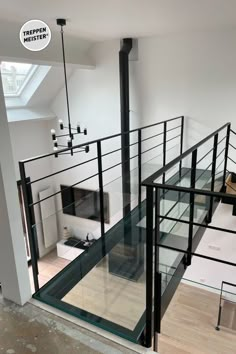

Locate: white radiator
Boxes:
[39,187,58,248]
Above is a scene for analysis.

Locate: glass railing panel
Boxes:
[214,153,225,192]
[184,252,236,294]
[166,123,181,164]
[159,248,185,295]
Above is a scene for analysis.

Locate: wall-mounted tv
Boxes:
[60,185,110,224]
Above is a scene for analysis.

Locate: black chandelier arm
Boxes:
[72,132,86,136]
[63,126,77,131]
[55,133,72,138]
[61,126,86,135]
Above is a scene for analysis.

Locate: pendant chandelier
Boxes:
[51,18,89,157]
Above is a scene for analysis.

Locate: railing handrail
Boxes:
[19,115,183,164]
[142,122,230,187]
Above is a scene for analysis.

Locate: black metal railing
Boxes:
[19,115,184,294]
[142,122,236,350]
[216,281,236,331]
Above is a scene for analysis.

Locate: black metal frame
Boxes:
[17,177,38,265]
[216,281,236,331]
[142,121,236,350]
[19,115,184,347]
[120,38,133,216]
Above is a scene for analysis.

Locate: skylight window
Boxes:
[1,62,37,96]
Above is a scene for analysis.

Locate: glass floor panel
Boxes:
[33,167,212,343]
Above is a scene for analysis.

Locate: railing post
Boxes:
[154,188,161,352]
[19,161,39,292]
[163,122,167,184]
[186,149,197,267]
[138,129,142,205]
[216,281,224,331]
[97,141,105,236]
[222,124,231,190]
[207,133,218,224]
[145,185,154,348]
[179,116,184,178]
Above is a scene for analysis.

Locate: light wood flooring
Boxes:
[29,249,70,292]
[159,283,236,354]
[29,252,236,353]
[62,258,146,331]
[226,174,236,195]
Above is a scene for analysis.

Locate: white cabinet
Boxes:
[56,240,84,261]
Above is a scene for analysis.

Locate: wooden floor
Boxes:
[159,283,236,354]
[29,252,236,353]
[29,249,70,291]
[226,174,236,195]
[62,258,146,331]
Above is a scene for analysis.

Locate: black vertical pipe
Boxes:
[216,281,224,330]
[19,161,39,292]
[186,149,197,266]
[222,124,231,190]
[97,141,105,236]
[119,38,133,217]
[162,122,167,184]
[179,116,184,177]
[138,129,142,205]
[154,188,161,352]
[207,133,218,223]
[145,185,154,348]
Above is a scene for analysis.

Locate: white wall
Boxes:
[184,202,236,298]
[9,119,57,257]
[136,29,236,155]
[0,77,31,305]
[50,40,142,240]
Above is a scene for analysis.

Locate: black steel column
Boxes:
[222,124,231,190]
[119,38,133,217]
[97,141,105,236]
[138,129,142,205]
[216,281,224,331]
[145,185,154,348]
[19,161,39,292]
[154,188,161,352]
[162,122,167,184]
[179,116,184,177]
[207,133,218,223]
[186,149,197,266]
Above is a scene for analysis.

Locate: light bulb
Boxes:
[58,119,64,129]
[67,136,72,148]
[53,146,58,158]
[51,129,56,141]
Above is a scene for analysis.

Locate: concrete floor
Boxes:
[0,291,139,354]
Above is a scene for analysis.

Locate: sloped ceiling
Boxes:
[6,66,73,122]
[27,66,72,108]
